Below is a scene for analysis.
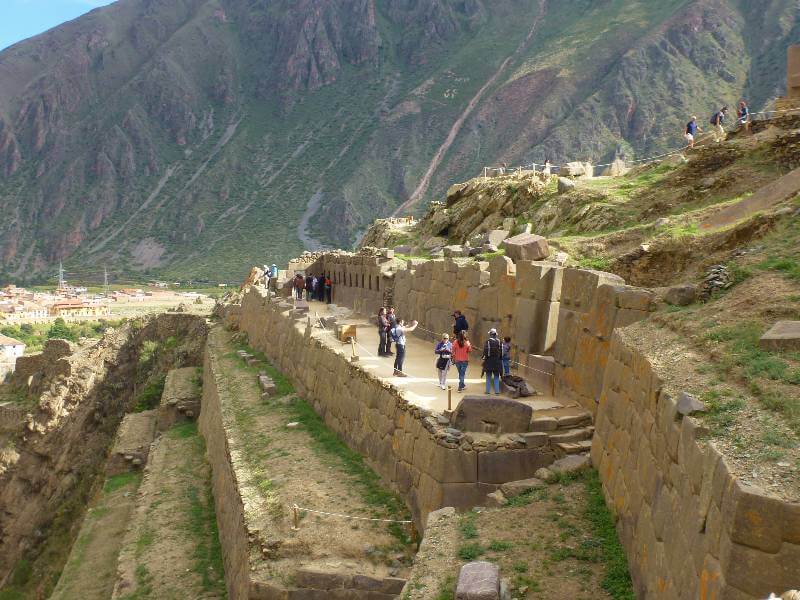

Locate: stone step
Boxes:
[555,412,592,429]
[554,440,593,455]
[547,426,593,444]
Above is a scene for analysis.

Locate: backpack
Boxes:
[390,327,401,343]
[710,112,721,125]
[486,337,502,359]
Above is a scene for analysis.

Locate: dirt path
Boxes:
[392,0,548,216]
[49,473,141,600]
[112,423,225,600]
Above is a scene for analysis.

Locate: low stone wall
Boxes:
[591,332,800,598]
[237,287,559,526]
[199,348,252,600]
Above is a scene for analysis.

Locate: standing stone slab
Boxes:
[452,396,533,434]
[759,321,800,351]
[456,561,500,600]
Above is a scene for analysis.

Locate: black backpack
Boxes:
[486,337,502,359]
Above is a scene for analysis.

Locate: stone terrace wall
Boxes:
[591,332,800,599]
[236,287,560,526]
[304,249,401,314]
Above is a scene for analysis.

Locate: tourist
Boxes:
[452,330,472,392]
[270,264,278,279]
[324,275,332,303]
[391,318,418,377]
[482,328,503,395]
[711,106,728,143]
[502,336,512,376]
[293,274,304,300]
[385,307,397,355]
[262,264,270,287]
[305,275,313,300]
[311,275,319,300]
[542,158,552,176]
[685,116,701,149]
[377,308,390,356]
[738,100,750,132]
[434,333,453,390]
[452,310,469,337]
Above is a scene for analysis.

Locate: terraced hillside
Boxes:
[0,0,797,282]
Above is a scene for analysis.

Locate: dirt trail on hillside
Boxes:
[392,0,548,216]
[112,423,225,600]
[49,475,141,600]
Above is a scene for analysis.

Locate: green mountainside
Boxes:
[0,0,796,283]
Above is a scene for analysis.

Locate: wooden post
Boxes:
[448,387,452,411]
[350,338,359,362]
[292,505,300,531]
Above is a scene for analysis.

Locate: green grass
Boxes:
[457,543,485,560]
[0,319,124,354]
[757,256,800,280]
[186,482,225,593]
[133,376,166,412]
[582,471,635,599]
[103,472,142,494]
[576,256,613,271]
[488,540,513,552]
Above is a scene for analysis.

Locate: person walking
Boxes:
[482,328,503,395]
[685,116,701,149]
[738,100,750,132]
[711,106,728,143]
[324,275,332,304]
[502,336,512,376]
[385,307,397,355]
[434,333,453,390]
[391,318,418,377]
[453,310,469,337]
[293,274,304,300]
[452,330,472,392]
[304,275,313,301]
[377,308,390,356]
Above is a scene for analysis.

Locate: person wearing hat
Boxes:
[482,328,504,395]
[685,116,701,149]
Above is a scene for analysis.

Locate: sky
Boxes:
[0,0,117,51]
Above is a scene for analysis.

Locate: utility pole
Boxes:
[58,262,66,291]
[103,267,110,300]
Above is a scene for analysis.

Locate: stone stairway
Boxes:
[529,401,594,460]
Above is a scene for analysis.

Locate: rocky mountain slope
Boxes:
[0,0,797,282]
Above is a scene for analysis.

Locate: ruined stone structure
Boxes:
[252,249,798,598]
[775,45,800,111]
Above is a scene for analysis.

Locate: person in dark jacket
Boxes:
[482,328,503,395]
[324,275,332,304]
[453,310,469,337]
[305,275,313,301]
[377,308,390,356]
[385,307,397,355]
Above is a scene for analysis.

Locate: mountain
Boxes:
[0,0,796,282]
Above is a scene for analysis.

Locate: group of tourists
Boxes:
[293,273,332,303]
[376,307,513,394]
[685,101,750,149]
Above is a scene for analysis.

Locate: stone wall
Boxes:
[236,287,560,526]
[591,332,800,598]
[199,348,252,600]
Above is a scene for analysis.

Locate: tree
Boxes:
[47,318,77,341]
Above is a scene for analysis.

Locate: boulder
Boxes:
[663,153,688,166]
[664,284,697,306]
[606,157,629,177]
[393,245,412,254]
[452,395,533,434]
[760,321,800,352]
[456,561,500,600]
[501,233,549,262]
[557,177,576,193]
[676,391,707,416]
[485,490,508,508]
[499,477,545,498]
[423,236,447,250]
[550,454,590,474]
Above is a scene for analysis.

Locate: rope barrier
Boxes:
[477,106,797,180]
[292,504,412,524]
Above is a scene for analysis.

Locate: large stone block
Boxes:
[727,481,788,553]
[452,396,533,434]
[515,260,564,302]
[456,561,500,600]
[561,268,625,313]
[759,320,800,351]
[477,447,553,483]
[500,233,549,262]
